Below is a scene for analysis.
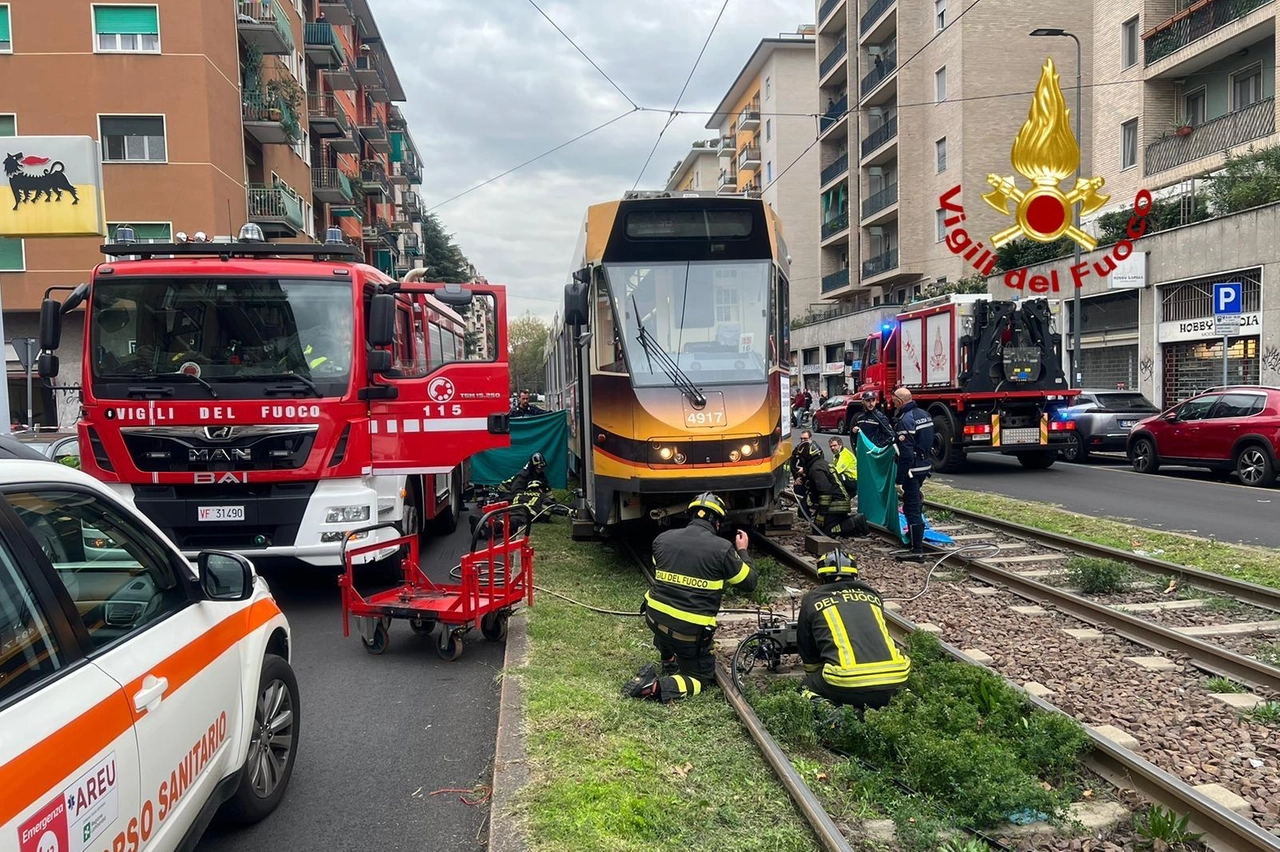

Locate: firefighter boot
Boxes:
[661,655,680,675]
[622,663,661,700]
[896,524,926,562]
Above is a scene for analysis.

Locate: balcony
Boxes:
[241,90,297,145]
[717,170,738,193]
[356,54,389,101]
[819,0,845,28]
[387,105,408,132]
[820,93,848,135]
[391,156,422,185]
[821,211,850,240]
[821,152,849,186]
[819,35,848,80]
[740,180,763,197]
[304,22,345,68]
[318,0,354,26]
[402,231,422,256]
[737,107,761,133]
[247,184,305,237]
[862,181,898,220]
[236,0,294,55]
[822,268,851,293]
[717,135,737,158]
[860,0,895,36]
[308,93,352,140]
[401,190,423,221]
[862,248,899,279]
[361,161,390,197]
[312,166,354,204]
[861,115,897,159]
[1143,0,1273,66]
[860,46,897,98]
[738,145,762,171]
[1145,97,1276,174]
[323,60,357,90]
[359,113,391,153]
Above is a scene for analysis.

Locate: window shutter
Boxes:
[0,115,14,137]
[0,238,24,271]
[0,8,11,43]
[94,6,159,35]
[100,115,164,136]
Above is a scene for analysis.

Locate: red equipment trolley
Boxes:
[338,504,534,661]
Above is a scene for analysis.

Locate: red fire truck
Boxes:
[856,294,1078,471]
[37,228,511,566]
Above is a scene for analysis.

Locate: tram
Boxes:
[545,191,793,531]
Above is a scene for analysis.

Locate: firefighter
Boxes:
[797,550,911,711]
[794,441,868,538]
[789,429,814,503]
[498,452,552,531]
[846,391,895,446]
[828,437,857,495]
[623,493,756,703]
[892,387,934,561]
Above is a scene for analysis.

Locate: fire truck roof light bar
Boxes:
[98,242,365,262]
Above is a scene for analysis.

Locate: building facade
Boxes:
[0,0,426,427]
[665,146,722,192]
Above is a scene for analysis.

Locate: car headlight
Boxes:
[326,505,371,524]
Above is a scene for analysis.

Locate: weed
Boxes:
[940,839,992,852]
[1204,676,1248,694]
[1133,805,1203,850]
[890,798,945,852]
[931,509,955,522]
[729,554,784,605]
[1248,701,1280,726]
[1065,556,1133,594]
[1256,641,1280,667]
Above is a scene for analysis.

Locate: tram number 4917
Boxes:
[687,411,724,426]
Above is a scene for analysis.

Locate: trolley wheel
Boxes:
[410,618,435,636]
[437,631,464,661]
[363,622,390,655]
[480,611,509,642]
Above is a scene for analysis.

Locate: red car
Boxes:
[812,395,856,433]
[1127,386,1280,487]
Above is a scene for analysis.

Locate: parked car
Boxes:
[1127,386,1280,487]
[813,395,855,433]
[14,430,79,465]
[1,459,299,850]
[1059,389,1158,462]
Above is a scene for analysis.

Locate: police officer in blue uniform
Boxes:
[892,386,934,562]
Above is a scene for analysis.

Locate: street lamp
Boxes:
[1030,27,1084,389]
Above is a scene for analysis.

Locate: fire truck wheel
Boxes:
[433,470,462,535]
[363,622,390,655]
[437,632,464,661]
[1060,432,1088,463]
[931,413,965,473]
[1017,451,1057,470]
[481,611,509,641]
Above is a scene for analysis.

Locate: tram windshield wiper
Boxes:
[632,299,706,407]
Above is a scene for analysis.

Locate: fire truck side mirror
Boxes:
[369,293,396,347]
[38,352,59,379]
[367,349,393,374]
[565,277,590,327]
[40,298,62,351]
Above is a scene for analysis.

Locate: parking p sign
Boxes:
[1214,281,1242,315]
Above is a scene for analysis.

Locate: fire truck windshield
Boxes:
[91,277,355,396]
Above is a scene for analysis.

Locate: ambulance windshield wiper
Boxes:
[219,372,321,397]
[109,370,218,399]
[632,297,706,407]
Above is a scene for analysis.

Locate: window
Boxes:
[108,223,171,242]
[935,0,946,30]
[765,118,772,141]
[936,137,947,171]
[765,76,772,99]
[1120,118,1138,169]
[0,114,20,269]
[7,488,189,651]
[293,127,310,164]
[935,67,947,102]
[1232,63,1263,110]
[1121,17,1138,69]
[1175,395,1219,421]
[935,209,947,241]
[0,540,66,702]
[1211,393,1265,418]
[766,160,773,182]
[100,115,167,162]
[0,4,11,52]
[1184,88,1206,126]
[0,114,12,136]
[93,5,160,53]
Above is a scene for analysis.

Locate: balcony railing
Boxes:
[821,211,850,240]
[311,166,354,203]
[358,112,386,139]
[247,184,305,233]
[718,170,737,189]
[820,35,848,78]
[1145,97,1275,174]
[241,90,298,144]
[355,53,387,89]
[820,94,848,133]
[738,145,762,169]
[236,0,295,54]
[860,0,895,34]
[304,22,346,67]
[819,0,844,24]
[402,232,422,255]
[862,248,899,278]
[361,161,389,195]
[1144,0,1273,65]
[860,46,897,97]
[861,115,897,158]
[317,0,354,26]
[821,152,849,185]
[307,93,351,134]
[821,268,851,293]
[862,181,898,218]
[737,107,761,133]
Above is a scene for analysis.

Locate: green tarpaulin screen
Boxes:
[854,429,904,543]
[469,411,569,489]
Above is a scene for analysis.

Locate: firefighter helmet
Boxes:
[794,440,823,465]
[816,550,859,577]
[529,452,547,470]
[688,492,727,520]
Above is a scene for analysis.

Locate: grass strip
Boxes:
[518,520,822,852]
[928,483,1280,590]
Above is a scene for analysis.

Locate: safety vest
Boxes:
[832,447,857,480]
[797,579,910,690]
[644,519,757,629]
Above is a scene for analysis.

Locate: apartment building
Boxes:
[0,0,426,426]
[704,30,821,311]
[664,146,722,193]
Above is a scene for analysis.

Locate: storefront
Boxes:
[1071,291,1141,390]
[1157,269,1262,406]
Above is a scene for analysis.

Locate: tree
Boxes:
[419,213,472,283]
[919,273,988,299]
[508,312,549,394]
[1095,193,1210,245]
[1206,142,1280,215]
[993,236,1075,273]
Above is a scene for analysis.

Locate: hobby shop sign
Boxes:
[938,58,1152,294]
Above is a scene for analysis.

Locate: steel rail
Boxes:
[750,534,1280,852]
[925,499,1280,613]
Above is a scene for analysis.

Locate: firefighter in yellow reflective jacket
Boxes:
[797,550,910,711]
[828,437,857,496]
[624,492,757,702]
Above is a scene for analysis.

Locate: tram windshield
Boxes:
[605,260,771,387]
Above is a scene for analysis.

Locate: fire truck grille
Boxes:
[121,425,318,472]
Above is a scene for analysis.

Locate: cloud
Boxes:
[371,0,814,321]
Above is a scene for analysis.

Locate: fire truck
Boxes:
[37,226,511,566]
[856,294,1078,471]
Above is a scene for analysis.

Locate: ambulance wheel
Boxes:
[410,618,435,636]
[437,632,464,661]
[481,611,509,641]
[219,654,300,826]
[363,622,390,655]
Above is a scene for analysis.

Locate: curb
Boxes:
[488,613,530,852]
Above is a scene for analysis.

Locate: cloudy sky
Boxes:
[371,0,814,322]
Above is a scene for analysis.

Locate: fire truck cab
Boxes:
[37,228,511,566]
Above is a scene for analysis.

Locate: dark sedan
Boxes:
[1060,390,1158,462]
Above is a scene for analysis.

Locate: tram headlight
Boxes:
[673,452,687,465]
[729,449,741,462]
[740,443,754,457]
[658,446,674,461]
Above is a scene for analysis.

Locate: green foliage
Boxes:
[940,839,992,852]
[750,684,820,750]
[1204,676,1247,694]
[993,237,1075,273]
[1248,700,1280,726]
[1064,556,1132,594]
[1095,195,1210,246]
[920,274,989,299]
[726,555,784,606]
[1133,805,1203,850]
[1207,143,1280,215]
[1256,641,1280,667]
[418,213,472,283]
[509,312,550,394]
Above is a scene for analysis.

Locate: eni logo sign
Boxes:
[939,59,1152,293]
[0,136,106,238]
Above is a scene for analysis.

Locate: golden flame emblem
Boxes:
[982,58,1109,251]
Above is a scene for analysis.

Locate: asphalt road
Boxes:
[199,508,503,852]
[820,429,1280,548]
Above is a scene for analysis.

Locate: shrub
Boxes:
[1065,557,1132,594]
[1256,641,1280,667]
[1248,701,1280,726]
[1204,676,1247,694]
[1134,805,1203,850]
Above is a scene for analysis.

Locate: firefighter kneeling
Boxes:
[798,550,911,711]
[472,452,554,537]
[793,441,869,538]
[624,493,756,703]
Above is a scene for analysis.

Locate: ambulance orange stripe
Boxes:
[0,597,283,827]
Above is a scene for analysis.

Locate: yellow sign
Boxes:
[982,59,1109,251]
[0,136,106,237]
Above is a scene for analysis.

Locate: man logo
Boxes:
[205,426,235,441]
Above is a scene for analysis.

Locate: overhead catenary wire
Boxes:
[525,0,638,109]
